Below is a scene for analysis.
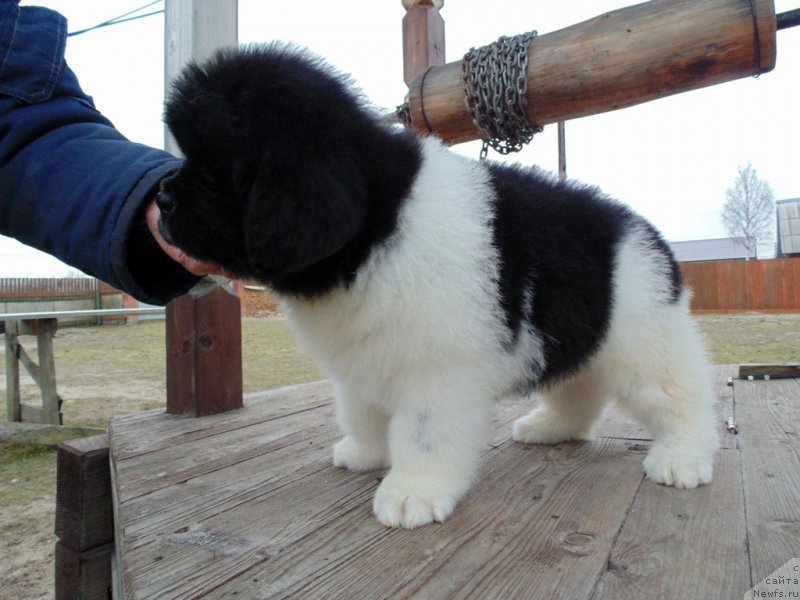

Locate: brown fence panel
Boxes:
[681,258,800,312]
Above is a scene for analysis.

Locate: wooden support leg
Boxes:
[36,318,62,425]
[55,435,113,600]
[4,319,21,421]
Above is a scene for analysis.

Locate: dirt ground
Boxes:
[0,313,798,598]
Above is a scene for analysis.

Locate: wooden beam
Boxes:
[55,435,113,600]
[164,0,243,417]
[402,0,445,86]
[738,364,800,380]
[406,0,777,144]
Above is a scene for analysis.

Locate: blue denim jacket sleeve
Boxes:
[0,1,199,304]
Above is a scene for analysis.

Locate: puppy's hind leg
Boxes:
[332,382,390,472]
[512,367,608,445]
[615,311,718,489]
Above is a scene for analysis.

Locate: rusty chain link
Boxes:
[462,30,542,158]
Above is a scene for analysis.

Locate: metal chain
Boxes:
[462,30,542,158]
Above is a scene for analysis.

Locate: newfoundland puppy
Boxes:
[157,44,718,529]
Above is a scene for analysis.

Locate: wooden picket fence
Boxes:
[0,277,116,300]
[682,258,800,312]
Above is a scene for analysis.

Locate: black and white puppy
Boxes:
[158,44,718,529]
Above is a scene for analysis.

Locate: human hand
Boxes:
[145,200,234,278]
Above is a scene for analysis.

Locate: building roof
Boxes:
[669,237,755,262]
[777,198,800,256]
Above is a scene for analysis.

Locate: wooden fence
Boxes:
[0,278,129,322]
[682,258,800,312]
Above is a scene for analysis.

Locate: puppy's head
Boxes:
[157,44,390,288]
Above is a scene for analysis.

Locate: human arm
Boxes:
[0,2,215,304]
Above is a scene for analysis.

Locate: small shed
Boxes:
[670,237,756,262]
[776,198,800,258]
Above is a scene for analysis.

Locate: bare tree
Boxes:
[721,162,775,260]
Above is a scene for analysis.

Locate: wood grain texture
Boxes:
[166,284,244,417]
[682,258,800,312]
[56,435,113,550]
[402,3,445,86]
[108,367,783,599]
[736,378,800,585]
[592,449,749,599]
[407,0,776,144]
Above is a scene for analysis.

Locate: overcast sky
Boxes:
[3,0,799,276]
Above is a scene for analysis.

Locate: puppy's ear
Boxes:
[242,157,367,280]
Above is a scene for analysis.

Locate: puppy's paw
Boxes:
[512,409,589,445]
[643,443,714,489]
[333,436,388,472]
[373,473,459,529]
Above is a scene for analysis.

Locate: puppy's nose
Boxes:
[156,188,176,215]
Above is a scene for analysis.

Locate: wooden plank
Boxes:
[592,449,750,598]
[736,379,800,585]
[112,381,332,460]
[739,363,800,380]
[111,397,336,500]
[111,390,647,598]
[4,319,20,421]
[0,422,104,445]
[0,308,164,320]
[208,439,644,599]
[56,436,114,551]
[55,541,113,600]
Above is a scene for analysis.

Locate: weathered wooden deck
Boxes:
[107,366,800,599]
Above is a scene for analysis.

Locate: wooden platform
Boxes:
[107,366,800,599]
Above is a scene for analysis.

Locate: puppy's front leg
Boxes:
[332,382,390,472]
[373,375,493,528]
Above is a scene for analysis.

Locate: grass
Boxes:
[695,313,800,364]
[0,313,798,598]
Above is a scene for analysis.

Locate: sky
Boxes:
[2,0,799,276]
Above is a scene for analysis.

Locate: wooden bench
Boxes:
[2,308,164,426]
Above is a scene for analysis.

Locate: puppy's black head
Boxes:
[159,43,420,294]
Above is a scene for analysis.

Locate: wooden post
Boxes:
[164,0,243,417]
[4,319,20,421]
[165,280,243,417]
[405,0,777,143]
[54,435,113,600]
[3,318,62,425]
[402,0,445,86]
[557,121,567,182]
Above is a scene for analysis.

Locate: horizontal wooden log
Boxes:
[407,0,776,143]
[738,364,800,380]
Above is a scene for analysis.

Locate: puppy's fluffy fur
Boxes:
[159,44,718,528]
